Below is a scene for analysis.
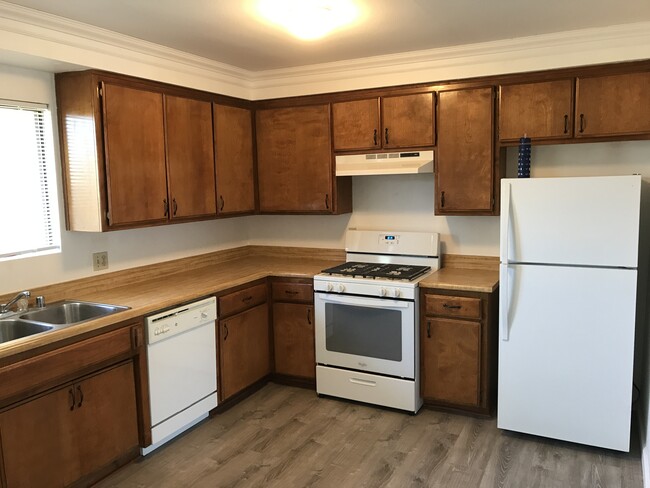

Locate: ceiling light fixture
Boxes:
[256,0,361,41]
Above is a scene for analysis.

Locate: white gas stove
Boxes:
[313,230,440,413]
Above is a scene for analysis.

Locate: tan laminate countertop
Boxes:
[0,254,499,361]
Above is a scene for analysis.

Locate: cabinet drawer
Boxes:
[425,294,481,319]
[271,282,313,303]
[0,324,138,406]
[219,283,267,317]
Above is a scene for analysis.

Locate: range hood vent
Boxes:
[335,150,434,176]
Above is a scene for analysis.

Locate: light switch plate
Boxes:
[93,251,109,271]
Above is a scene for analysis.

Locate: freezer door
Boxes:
[498,263,637,451]
[500,176,641,267]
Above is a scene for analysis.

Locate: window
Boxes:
[0,100,60,260]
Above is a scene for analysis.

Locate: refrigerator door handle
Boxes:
[501,181,512,263]
[500,264,511,341]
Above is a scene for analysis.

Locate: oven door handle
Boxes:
[318,294,411,309]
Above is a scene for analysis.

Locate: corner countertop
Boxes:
[0,250,499,362]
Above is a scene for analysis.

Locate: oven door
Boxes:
[314,292,415,379]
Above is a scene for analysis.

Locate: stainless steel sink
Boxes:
[0,319,54,344]
[20,301,129,325]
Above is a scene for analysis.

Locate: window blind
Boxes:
[0,100,60,260]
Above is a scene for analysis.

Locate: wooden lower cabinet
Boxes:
[0,362,139,487]
[273,302,315,380]
[420,288,497,415]
[219,303,271,401]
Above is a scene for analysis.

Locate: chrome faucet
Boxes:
[0,290,31,314]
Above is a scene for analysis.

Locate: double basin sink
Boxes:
[0,301,129,345]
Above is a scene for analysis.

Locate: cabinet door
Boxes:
[332,98,380,151]
[0,384,76,487]
[220,304,270,400]
[436,87,495,213]
[73,362,139,479]
[165,95,216,219]
[102,83,168,226]
[381,93,435,149]
[256,105,333,213]
[214,104,255,215]
[499,80,573,142]
[273,303,315,379]
[421,317,481,406]
[576,72,650,138]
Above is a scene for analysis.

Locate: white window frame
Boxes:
[0,99,61,261]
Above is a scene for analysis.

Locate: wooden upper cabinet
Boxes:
[165,95,217,219]
[576,71,650,138]
[332,98,380,151]
[256,105,333,213]
[102,82,168,226]
[381,93,435,149]
[499,79,574,142]
[214,104,256,215]
[332,92,435,151]
[436,87,495,214]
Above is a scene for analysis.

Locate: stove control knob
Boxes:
[393,288,402,298]
[380,287,388,297]
[326,283,334,292]
[337,284,346,293]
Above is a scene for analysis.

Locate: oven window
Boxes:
[325,303,402,361]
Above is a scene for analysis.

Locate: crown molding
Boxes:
[0,0,649,100]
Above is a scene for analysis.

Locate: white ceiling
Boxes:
[5,0,650,72]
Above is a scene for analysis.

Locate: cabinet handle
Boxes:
[285,290,299,296]
[443,304,462,310]
[76,385,84,408]
[385,127,389,144]
[579,114,585,133]
[325,194,329,210]
[69,387,75,411]
[219,195,225,212]
[223,324,229,341]
[563,114,569,134]
[163,199,169,217]
[307,308,312,325]
[427,321,431,338]
[172,198,178,216]
[440,191,445,208]
[373,129,378,146]
[242,296,253,302]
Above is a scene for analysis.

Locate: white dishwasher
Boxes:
[142,296,218,455]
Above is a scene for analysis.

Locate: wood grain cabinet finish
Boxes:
[164,95,217,219]
[213,104,256,215]
[271,279,315,381]
[256,105,333,213]
[332,93,435,151]
[102,82,169,227]
[436,87,496,215]
[499,79,574,142]
[576,71,650,138]
[0,362,139,488]
[420,288,497,415]
[219,303,271,401]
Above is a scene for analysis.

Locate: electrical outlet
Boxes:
[93,251,109,271]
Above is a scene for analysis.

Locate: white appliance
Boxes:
[498,175,648,452]
[335,150,434,176]
[142,297,218,455]
[314,230,440,413]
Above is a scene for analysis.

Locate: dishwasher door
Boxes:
[144,297,217,454]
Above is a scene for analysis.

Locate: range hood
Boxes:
[335,150,434,176]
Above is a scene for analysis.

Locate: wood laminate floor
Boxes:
[96,384,643,488]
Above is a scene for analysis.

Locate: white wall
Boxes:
[0,65,250,295]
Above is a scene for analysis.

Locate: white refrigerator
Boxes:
[498,175,647,452]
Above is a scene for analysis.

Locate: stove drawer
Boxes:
[316,365,421,413]
[425,294,481,320]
